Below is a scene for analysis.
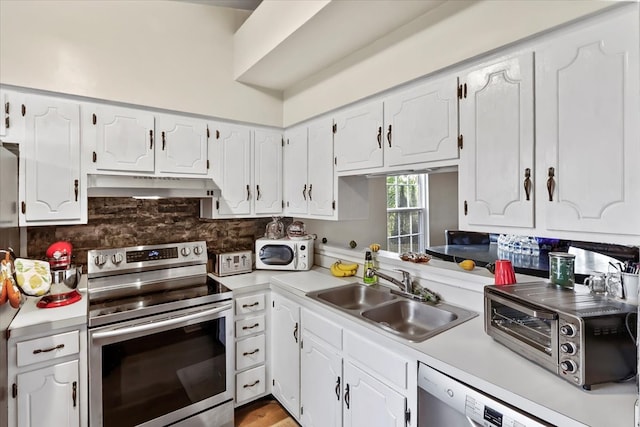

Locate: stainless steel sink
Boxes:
[307,283,477,342]
[361,299,474,342]
[310,283,397,311]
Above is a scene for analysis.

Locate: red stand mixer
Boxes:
[37,241,82,308]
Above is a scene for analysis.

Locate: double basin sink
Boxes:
[307,283,477,342]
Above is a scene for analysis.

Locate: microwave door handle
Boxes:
[488,292,557,320]
[293,244,298,269]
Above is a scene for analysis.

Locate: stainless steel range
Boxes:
[87,241,234,427]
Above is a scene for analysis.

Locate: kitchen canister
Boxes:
[549,252,576,289]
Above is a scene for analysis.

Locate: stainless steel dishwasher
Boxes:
[418,363,552,426]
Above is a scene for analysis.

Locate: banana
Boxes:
[335,260,359,272]
[330,262,357,277]
[369,243,381,252]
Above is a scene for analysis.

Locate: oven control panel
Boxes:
[88,241,208,276]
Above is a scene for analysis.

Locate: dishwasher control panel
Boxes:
[418,363,552,427]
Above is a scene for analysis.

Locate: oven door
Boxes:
[484,292,559,373]
[89,302,233,427]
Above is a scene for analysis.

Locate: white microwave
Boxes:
[255,237,314,271]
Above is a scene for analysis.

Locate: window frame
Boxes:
[386,174,427,253]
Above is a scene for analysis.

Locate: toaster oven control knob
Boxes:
[560,324,576,337]
[111,253,124,265]
[560,360,578,373]
[560,343,577,355]
[94,254,107,266]
[193,246,203,256]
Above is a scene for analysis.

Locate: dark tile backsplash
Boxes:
[27,198,283,268]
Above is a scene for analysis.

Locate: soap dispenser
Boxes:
[363,250,377,285]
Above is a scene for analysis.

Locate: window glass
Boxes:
[386,174,425,253]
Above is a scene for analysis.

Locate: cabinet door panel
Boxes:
[93,106,154,172]
[343,362,405,427]
[283,126,309,215]
[156,115,208,174]
[254,130,282,214]
[334,101,383,172]
[537,8,640,236]
[459,53,534,228]
[216,124,252,215]
[385,78,458,166]
[271,293,300,419]
[300,332,342,427]
[23,96,81,223]
[17,360,79,427]
[308,119,335,217]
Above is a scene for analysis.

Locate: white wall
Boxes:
[0,0,283,126]
[282,0,612,126]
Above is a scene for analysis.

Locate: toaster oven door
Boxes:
[485,292,559,373]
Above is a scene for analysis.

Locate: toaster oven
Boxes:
[208,250,252,276]
[484,283,637,390]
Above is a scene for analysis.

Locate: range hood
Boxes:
[87,174,221,199]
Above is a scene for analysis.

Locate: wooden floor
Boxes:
[234,397,299,427]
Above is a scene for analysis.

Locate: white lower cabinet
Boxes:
[234,290,270,406]
[270,292,301,418]
[296,307,412,427]
[7,326,87,427]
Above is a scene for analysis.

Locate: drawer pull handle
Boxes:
[242,302,259,308]
[242,323,260,330]
[243,348,260,356]
[33,344,64,354]
[243,380,260,388]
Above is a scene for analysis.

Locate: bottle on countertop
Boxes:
[363,250,377,285]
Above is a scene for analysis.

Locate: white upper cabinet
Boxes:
[283,125,309,216]
[205,123,282,217]
[384,76,459,167]
[334,77,459,175]
[85,105,208,176]
[253,129,283,215]
[535,6,640,240]
[88,105,155,172]
[156,114,209,175]
[20,95,85,225]
[458,52,535,229]
[0,88,25,143]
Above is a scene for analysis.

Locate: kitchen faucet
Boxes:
[364,267,440,303]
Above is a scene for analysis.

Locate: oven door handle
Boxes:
[488,292,557,320]
[91,304,231,339]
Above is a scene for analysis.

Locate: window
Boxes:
[386,174,426,253]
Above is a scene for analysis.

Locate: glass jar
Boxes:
[549,252,576,289]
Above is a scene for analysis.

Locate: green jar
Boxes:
[549,252,576,289]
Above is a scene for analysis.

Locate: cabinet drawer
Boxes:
[302,308,342,350]
[344,330,408,390]
[236,365,266,404]
[236,335,265,371]
[235,315,265,338]
[235,294,266,315]
[17,330,80,367]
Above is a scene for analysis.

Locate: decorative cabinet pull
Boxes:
[523,168,531,201]
[547,167,555,201]
[377,126,382,149]
[243,348,260,356]
[246,184,250,201]
[92,113,97,125]
[72,381,77,407]
[162,131,166,150]
[92,152,97,163]
[302,184,307,201]
[256,185,261,201]
[74,179,79,201]
[4,117,8,129]
[4,101,8,114]
[344,384,350,409]
[242,323,260,330]
[308,184,312,201]
[243,380,260,388]
[149,130,154,149]
[386,125,392,147]
[21,104,25,117]
[242,301,259,308]
[293,322,298,343]
[21,201,26,214]
[335,377,341,400]
[33,343,64,354]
